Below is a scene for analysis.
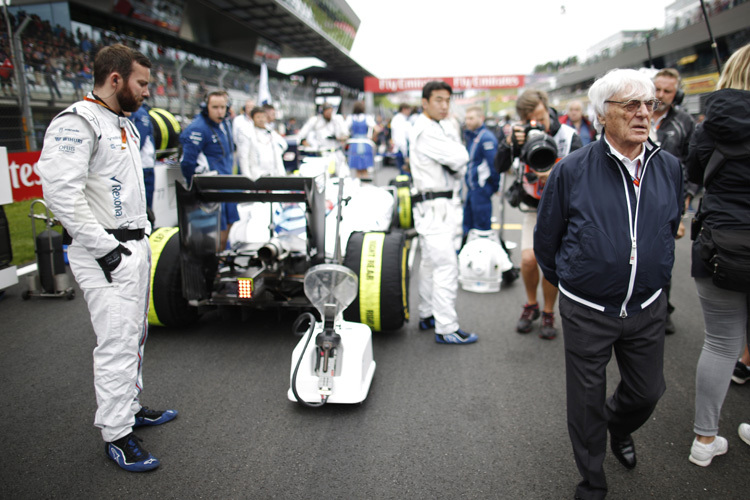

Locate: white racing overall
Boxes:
[38,94,151,442]
[409,114,469,334]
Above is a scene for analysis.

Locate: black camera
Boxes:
[513,121,558,173]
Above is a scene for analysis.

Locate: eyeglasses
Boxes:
[605,99,661,113]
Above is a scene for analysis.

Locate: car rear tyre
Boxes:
[149,227,199,327]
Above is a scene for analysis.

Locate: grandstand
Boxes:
[0,0,373,152]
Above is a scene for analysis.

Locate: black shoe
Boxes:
[610,433,637,469]
[502,267,520,285]
[418,316,435,331]
[665,314,676,335]
[732,360,750,384]
[516,303,540,333]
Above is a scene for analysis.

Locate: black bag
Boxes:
[691,139,750,292]
[505,180,523,208]
[696,225,750,293]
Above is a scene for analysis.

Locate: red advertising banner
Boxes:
[7,151,43,202]
[363,75,525,94]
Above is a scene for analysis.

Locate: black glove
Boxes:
[96,244,132,283]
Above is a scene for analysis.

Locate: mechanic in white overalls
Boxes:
[37,44,176,473]
[409,81,478,344]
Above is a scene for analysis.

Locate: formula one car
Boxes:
[147,171,410,332]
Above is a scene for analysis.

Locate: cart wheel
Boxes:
[65,289,75,300]
[22,290,30,301]
[343,230,409,332]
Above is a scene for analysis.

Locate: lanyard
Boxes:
[84,95,127,150]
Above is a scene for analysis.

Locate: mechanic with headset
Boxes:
[37,44,177,473]
[410,81,478,345]
[651,68,695,334]
[180,90,237,248]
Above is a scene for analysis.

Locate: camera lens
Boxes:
[521,131,558,172]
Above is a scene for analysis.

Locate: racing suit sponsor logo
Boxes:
[53,136,83,144]
[111,176,123,217]
[189,131,203,144]
[58,145,76,153]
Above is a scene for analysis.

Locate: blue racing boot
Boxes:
[435,329,478,344]
[106,433,160,472]
[134,407,178,427]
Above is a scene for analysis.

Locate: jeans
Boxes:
[693,277,750,436]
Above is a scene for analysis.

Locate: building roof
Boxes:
[196,0,373,89]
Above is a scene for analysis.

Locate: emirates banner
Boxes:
[5,151,43,202]
[364,75,525,94]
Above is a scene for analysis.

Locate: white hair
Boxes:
[588,69,655,132]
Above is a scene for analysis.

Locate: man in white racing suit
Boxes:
[237,106,287,180]
[410,81,478,344]
[37,44,176,473]
[298,103,349,176]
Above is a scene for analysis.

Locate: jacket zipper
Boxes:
[610,147,657,317]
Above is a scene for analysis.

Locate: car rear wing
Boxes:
[175,175,327,302]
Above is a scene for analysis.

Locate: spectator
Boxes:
[559,100,597,145]
[0,54,13,96]
[686,42,750,468]
[43,61,61,101]
[535,68,683,499]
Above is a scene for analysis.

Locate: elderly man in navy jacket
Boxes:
[534,69,683,500]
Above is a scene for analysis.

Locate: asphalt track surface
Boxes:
[2,165,749,499]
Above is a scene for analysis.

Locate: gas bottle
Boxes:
[37,230,65,292]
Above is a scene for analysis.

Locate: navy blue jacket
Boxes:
[179,112,234,184]
[464,124,500,194]
[535,138,683,318]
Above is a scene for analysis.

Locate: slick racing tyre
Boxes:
[148,227,199,327]
[390,175,413,229]
[149,108,181,159]
[343,231,409,332]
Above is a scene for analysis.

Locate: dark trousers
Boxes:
[559,293,667,500]
[462,188,493,235]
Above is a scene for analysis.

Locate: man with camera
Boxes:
[494,90,581,339]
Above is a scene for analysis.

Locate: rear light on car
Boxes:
[238,278,253,299]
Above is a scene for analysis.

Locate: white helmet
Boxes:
[458,230,513,293]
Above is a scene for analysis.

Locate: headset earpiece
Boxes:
[674,87,685,107]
